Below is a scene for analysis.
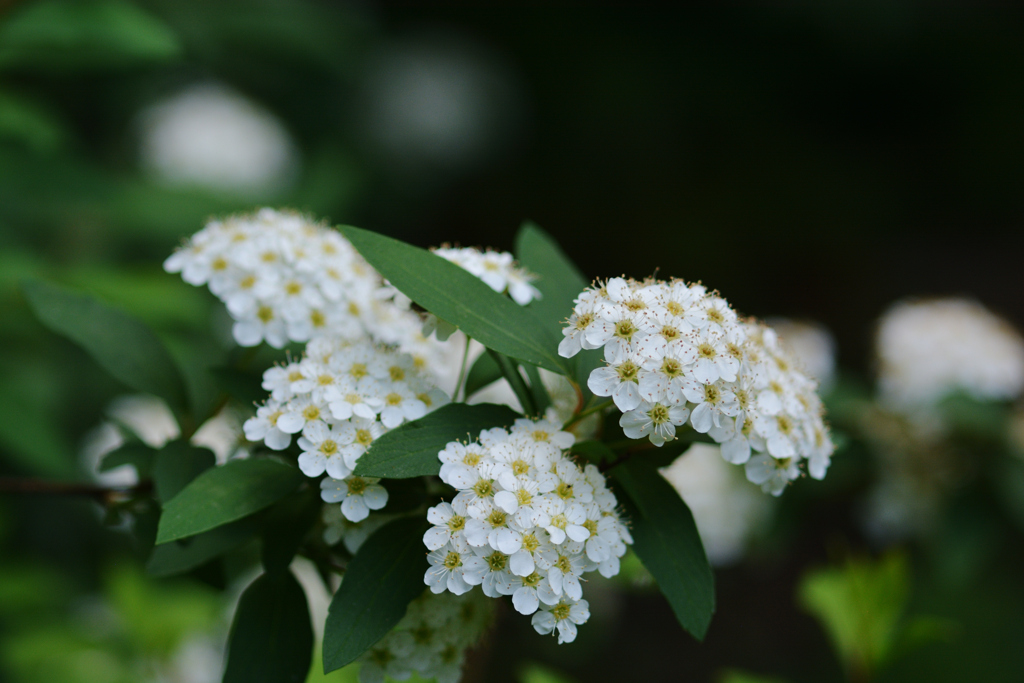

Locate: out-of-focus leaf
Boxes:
[0,0,182,71]
[0,386,73,477]
[322,517,428,672]
[797,552,911,677]
[570,440,617,466]
[0,90,65,153]
[156,458,304,543]
[224,571,313,683]
[353,403,521,479]
[211,366,268,408]
[339,225,567,374]
[465,351,502,397]
[22,280,189,411]
[100,442,156,477]
[152,440,215,502]
[261,489,323,574]
[147,518,257,577]
[520,665,578,683]
[610,456,715,640]
[718,670,791,683]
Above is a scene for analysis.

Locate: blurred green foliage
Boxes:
[2,1,1024,682]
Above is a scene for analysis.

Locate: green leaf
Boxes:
[153,441,215,503]
[513,221,588,333]
[323,517,428,673]
[353,403,521,479]
[569,440,617,467]
[147,519,257,578]
[22,280,189,410]
[797,552,913,677]
[514,222,600,393]
[0,387,73,477]
[156,459,305,544]
[100,442,156,477]
[338,225,567,374]
[610,456,715,640]
[224,571,313,683]
[0,0,182,72]
[260,489,323,574]
[465,351,502,397]
[211,366,268,409]
[718,670,791,683]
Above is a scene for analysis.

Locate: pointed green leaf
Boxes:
[338,225,567,374]
[147,518,257,577]
[224,571,313,683]
[610,456,715,640]
[101,442,157,477]
[514,222,602,393]
[260,489,323,574]
[22,280,188,410]
[156,459,305,544]
[152,440,215,503]
[353,403,521,479]
[323,517,428,672]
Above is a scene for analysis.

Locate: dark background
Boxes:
[2,2,1023,682]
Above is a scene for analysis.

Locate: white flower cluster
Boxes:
[423,418,630,644]
[164,208,391,348]
[559,277,833,496]
[356,590,493,683]
[242,337,448,521]
[876,298,1024,409]
[433,246,541,305]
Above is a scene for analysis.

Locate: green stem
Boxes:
[487,349,537,417]
[563,399,614,430]
[454,335,472,402]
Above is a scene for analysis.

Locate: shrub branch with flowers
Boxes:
[20,209,835,683]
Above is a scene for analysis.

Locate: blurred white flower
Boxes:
[768,318,837,392]
[107,394,180,448]
[660,443,773,565]
[876,298,1024,409]
[138,83,298,195]
[357,30,524,174]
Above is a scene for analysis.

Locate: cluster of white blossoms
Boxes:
[356,590,493,683]
[423,418,629,644]
[876,298,1024,409]
[242,336,448,521]
[433,246,541,305]
[164,208,402,348]
[559,277,834,496]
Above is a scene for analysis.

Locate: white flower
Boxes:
[684,379,739,434]
[138,83,297,195]
[422,419,630,644]
[433,246,541,305]
[619,400,691,446]
[297,421,350,478]
[876,298,1024,408]
[588,354,644,411]
[744,453,799,496]
[561,277,836,495]
[320,476,388,522]
[242,402,291,450]
[425,540,487,595]
[531,599,590,644]
[424,502,469,551]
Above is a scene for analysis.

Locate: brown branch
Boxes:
[0,477,153,502]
